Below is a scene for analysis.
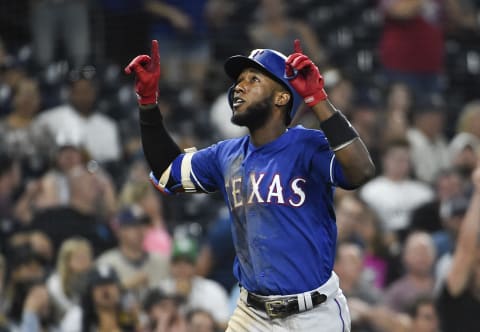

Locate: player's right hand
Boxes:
[124,40,160,105]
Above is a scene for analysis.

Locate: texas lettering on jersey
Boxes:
[225,173,307,209]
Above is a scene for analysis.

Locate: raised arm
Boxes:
[286,40,375,187]
[445,163,480,295]
[124,40,181,181]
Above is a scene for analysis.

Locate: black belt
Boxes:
[246,291,327,319]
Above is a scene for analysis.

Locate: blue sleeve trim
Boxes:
[149,171,173,195]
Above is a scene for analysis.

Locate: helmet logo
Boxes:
[249,49,264,58]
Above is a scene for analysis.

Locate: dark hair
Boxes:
[8,243,46,270]
[405,295,436,318]
[81,267,121,332]
[68,66,97,83]
[382,138,410,155]
[143,288,183,312]
[185,308,216,329]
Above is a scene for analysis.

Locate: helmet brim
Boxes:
[225,55,271,82]
[225,55,293,95]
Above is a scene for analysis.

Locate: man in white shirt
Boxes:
[96,206,170,302]
[407,100,450,184]
[360,139,434,234]
[34,69,121,163]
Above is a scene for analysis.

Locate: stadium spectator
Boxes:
[379,82,414,152]
[360,139,434,240]
[0,50,28,117]
[46,238,93,320]
[30,166,117,256]
[383,232,436,313]
[142,288,187,332]
[144,0,210,87]
[60,265,139,332]
[34,68,122,165]
[205,0,254,65]
[118,164,173,257]
[3,244,55,331]
[354,205,394,289]
[96,206,170,302]
[448,132,480,181]
[407,99,450,184]
[349,294,439,332]
[334,241,382,303]
[185,309,216,332]
[5,230,54,271]
[29,140,88,212]
[436,162,480,331]
[248,0,327,67]
[349,100,382,175]
[455,100,480,140]
[0,77,54,177]
[29,0,90,70]
[335,194,365,243]
[156,237,230,329]
[378,0,478,101]
[410,168,466,234]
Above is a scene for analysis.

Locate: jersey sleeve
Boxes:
[149,145,221,194]
[310,135,354,190]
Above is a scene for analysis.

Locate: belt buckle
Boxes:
[265,299,287,319]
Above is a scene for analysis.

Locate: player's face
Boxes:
[231,68,279,130]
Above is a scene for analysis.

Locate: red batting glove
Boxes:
[124,40,160,105]
[285,39,327,107]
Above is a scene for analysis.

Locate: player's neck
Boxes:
[249,121,287,147]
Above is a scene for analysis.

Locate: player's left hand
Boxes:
[286,39,327,107]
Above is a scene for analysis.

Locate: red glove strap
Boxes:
[304,89,328,107]
[136,87,158,105]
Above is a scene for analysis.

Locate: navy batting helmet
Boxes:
[224,49,302,124]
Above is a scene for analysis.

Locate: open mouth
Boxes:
[233,97,245,108]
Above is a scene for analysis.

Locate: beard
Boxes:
[231,94,274,131]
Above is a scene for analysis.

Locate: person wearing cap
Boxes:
[155,237,230,330]
[96,205,170,303]
[126,39,374,331]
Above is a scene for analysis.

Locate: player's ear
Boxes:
[274,90,291,108]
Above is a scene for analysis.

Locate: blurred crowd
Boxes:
[0,0,479,331]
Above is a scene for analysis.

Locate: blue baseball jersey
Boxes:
[151,125,352,295]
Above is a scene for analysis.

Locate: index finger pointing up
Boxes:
[294,39,303,54]
[151,40,159,69]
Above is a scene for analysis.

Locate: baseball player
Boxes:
[125,39,375,331]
